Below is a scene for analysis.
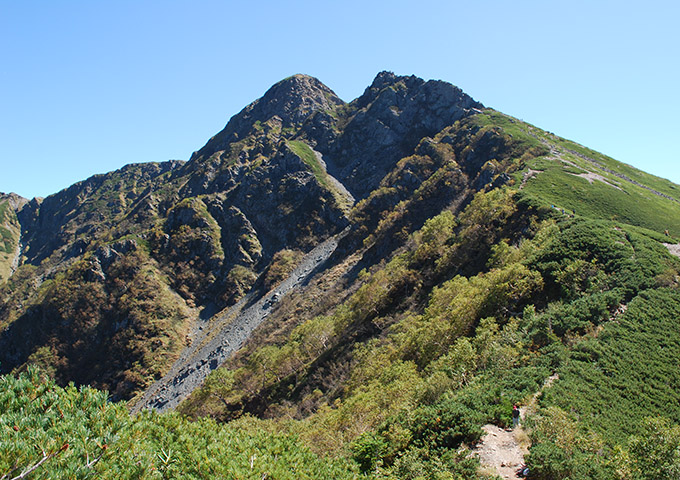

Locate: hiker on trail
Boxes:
[512,404,520,428]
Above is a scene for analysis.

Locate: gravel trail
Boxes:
[131,229,347,414]
[476,425,526,479]
[473,374,558,478]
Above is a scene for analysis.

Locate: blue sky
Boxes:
[2,0,679,199]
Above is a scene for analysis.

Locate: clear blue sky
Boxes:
[2,0,679,199]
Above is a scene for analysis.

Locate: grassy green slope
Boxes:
[473,110,680,236]
[542,288,680,441]
[287,139,354,213]
[288,140,328,186]
[178,184,680,478]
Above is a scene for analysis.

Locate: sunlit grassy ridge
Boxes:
[472,110,680,236]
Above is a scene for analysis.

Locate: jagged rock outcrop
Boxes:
[16,161,184,266]
[322,71,483,199]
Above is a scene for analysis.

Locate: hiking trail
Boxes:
[474,374,558,479]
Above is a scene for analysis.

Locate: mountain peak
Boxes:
[369,70,401,89]
[354,71,480,113]
[191,74,344,162]
[0,192,29,210]
[271,73,329,92]
[259,73,344,124]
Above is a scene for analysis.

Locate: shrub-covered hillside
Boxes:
[177,186,680,478]
[0,368,357,479]
[4,189,680,478]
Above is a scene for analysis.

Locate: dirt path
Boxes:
[476,425,527,479]
[131,228,348,414]
[474,374,558,479]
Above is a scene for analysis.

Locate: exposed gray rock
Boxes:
[323,71,484,199]
[189,74,345,163]
[15,161,183,266]
[0,72,507,404]
[206,203,262,267]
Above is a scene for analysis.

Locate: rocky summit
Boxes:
[2,72,680,479]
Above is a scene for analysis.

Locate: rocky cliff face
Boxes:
[0,72,505,400]
[15,161,184,267]
[324,71,483,199]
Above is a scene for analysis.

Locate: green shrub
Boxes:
[0,369,358,479]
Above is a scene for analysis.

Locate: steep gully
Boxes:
[131,144,354,414]
[131,227,349,414]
